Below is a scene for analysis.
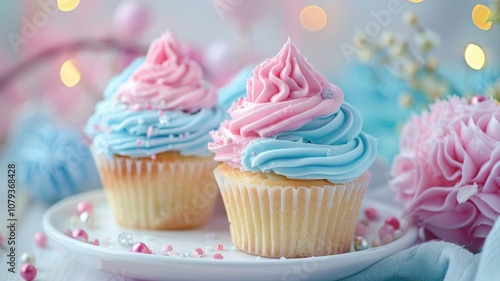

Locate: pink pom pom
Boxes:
[391,97,500,252]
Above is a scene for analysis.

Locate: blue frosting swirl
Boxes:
[218,66,253,117]
[86,57,224,158]
[240,103,377,183]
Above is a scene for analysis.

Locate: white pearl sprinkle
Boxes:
[21,252,36,265]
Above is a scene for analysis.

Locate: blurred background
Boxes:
[0,0,498,206]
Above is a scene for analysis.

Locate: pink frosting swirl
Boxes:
[114,32,217,112]
[209,38,344,167]
[391,97,500,252]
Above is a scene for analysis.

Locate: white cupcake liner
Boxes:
[92,150,219,230]
[214,169,370,258]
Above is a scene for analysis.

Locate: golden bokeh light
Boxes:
[60,59,81,87]
[408,0,424,3]
[464,44,486,70]
[57,0,80,12]
[472,4,492,30]
[300,6,327,32]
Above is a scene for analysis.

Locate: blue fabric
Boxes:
[343,217,500,280]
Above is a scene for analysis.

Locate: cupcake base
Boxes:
[214,163,370,258]
[93,150,219,230]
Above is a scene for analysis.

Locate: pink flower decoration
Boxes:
[391,96,500,252]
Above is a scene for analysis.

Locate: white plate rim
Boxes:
[43,189,418,268]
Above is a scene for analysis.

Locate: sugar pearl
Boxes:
[117,232,134,247]
[216,244,224,251]
[21,252,36,265]
[384,217,400,230]
[378,224,396,238]
[92,239,100,246]
[20,263,37,281]
[34,232,47,248]
[130,242,152,254]
[76,201,94,215]
[194,248,204,255]
[354,236,369,251]
[365,207,378,220]
[72,229,88,243]
[162,244,174,255]
[213,253,224,260]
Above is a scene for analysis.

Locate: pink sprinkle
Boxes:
[130,104,142,111]
[92,239,100,246]
[146,104,152,109]
[76,201,93,215]
[0,233,3,246]
[378,224,396,240]
[471,95,487,104]
[354,223,367,236]
[217,139,224,145]
[216,244,223,251]
[20,263,37,281]
[72,229,88,243]
[34,232,47,248]
[190,251,202,258]
[213,253,224,260]
[151,154,157,160]
[158,111,164,116]
[365,207,378,220]
[130,242,152,254]
[194,248,204,255]
[162,244,174,255]
[147,126,154,138]
[384,217,400,230]
[136,139,141,145]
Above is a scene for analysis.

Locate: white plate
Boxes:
[43,189,417,281]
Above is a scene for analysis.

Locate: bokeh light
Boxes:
[408,0,424,3]
[472,4,493,30]
[300,6,327,32]
[464,44,486,70]
[57,0,80,12]
[60,59,81,87]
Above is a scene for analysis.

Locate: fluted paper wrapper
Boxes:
[92,150,219,230]
[214,168,370,258]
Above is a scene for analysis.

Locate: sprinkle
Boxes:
[216,244,224,251]
[194,248,204,255]
[162,244,174,255]
[147,126,154,138]
[145,104,152,109]
[137,118,144,124]
[79,211,94,226]
[34,232,47,248]
[76,201,94,215]
[365,207,378,220]
[190,251,202,258]
[20,263,37,281]
[394,230,403,240]
[20,252,36,265]
[321,87,336,99]
[326,148,334,157]
[213,253,224,260]
[92,239,100,246]
[354,236,369,251]
[256,256,262,260]
[384,217,400,230]
[72,229,88,243]
[136,139,141,145]
[117,232,134,247]
[280,257,287,260]
[151,154,157,160]
[130,242,152,254]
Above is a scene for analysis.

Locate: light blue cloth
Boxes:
[343,217,500,280]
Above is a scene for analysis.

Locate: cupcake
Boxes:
[208,39,377,258]
[86,32,224,230]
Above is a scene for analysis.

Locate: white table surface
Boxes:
[1,159,396,281]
